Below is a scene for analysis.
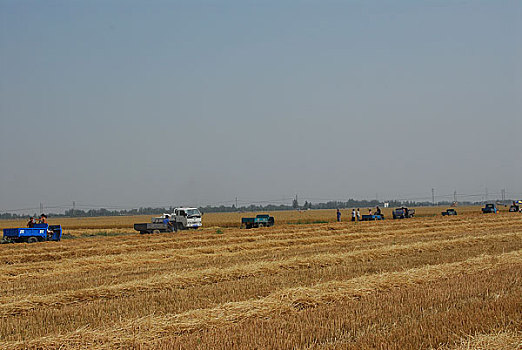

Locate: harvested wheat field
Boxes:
[0,209,521,349]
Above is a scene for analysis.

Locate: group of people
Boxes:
[336,206,382,222]
[26,214,48,228]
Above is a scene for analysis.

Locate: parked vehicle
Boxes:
[134,207,202,234]
[481,203,498,214]
[133,221,176,234]
[2,223,62,243]
[392,207,415,219]
[241,214,275,229]
[509,200,522,212]
[360,214,384,221]
[152,208,202,230]
[442,208,458,216]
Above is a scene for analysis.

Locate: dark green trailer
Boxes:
[241,214,275,229]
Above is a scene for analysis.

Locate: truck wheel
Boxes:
[27,237,38,243]
[153,230,160,234]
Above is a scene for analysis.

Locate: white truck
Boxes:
[134,207,202,234]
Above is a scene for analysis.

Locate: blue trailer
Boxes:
[241,214,275,229]
[361,214,384,221]
[2,224,62,243]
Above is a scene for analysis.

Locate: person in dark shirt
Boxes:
[39,214,48,224]
[27,217,35,228]
[336,209,341,222]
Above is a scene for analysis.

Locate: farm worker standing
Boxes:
[27,217,35,228]
[39,214,48,224]
[163,216,174,231]
[336,209,341,222]
[351,209,356,222]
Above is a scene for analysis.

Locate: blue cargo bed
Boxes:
[3,224,62,243]
[360,214,384,221]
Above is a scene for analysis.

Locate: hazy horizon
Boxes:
[1,1,521,213]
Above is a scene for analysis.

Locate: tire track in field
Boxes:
[5,250,519,350]
[0,232,518,318]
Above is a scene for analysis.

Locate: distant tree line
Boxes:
[0,199,502,219]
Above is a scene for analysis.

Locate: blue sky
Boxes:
[1,1,521,212]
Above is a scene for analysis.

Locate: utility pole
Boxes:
[453,190,457,203]
[235,197,238,210]
[39,202,43,214]
[72,201,76,216]
[501,189,506,202]
[485,187,488,202]
[432,188,435,206]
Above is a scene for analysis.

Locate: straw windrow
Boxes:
[4,250,520,349]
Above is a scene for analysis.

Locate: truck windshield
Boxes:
[187,209,201,217]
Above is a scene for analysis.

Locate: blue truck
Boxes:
[509,200,522,213]
[2,223,62,243]
[441,208,458,216]
[241,214,275,229]
[392,207,415,219]
[481,203,498,214]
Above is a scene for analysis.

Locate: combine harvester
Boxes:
[2,223,62,243]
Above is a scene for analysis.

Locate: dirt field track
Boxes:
[0,207,521,349]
